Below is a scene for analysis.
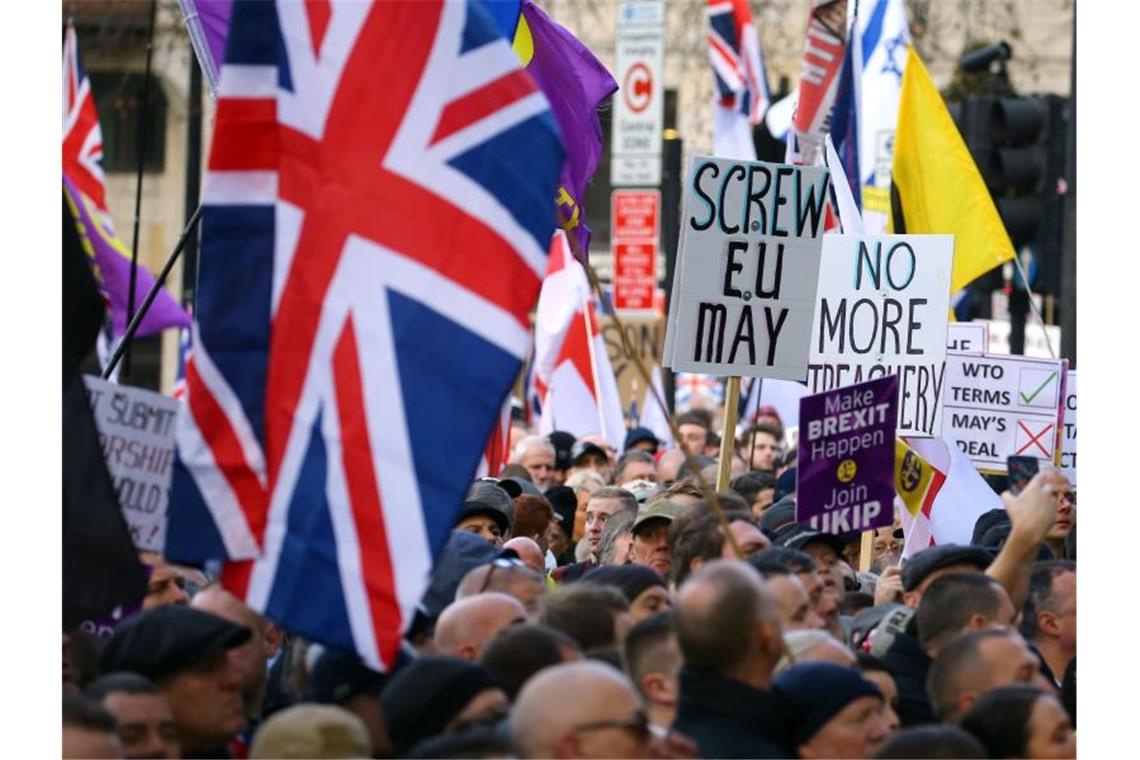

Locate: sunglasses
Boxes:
[477,557,529,594]
[572,711,650,742]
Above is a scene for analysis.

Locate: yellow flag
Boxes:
[894,439,943,518]
[892,47,1016,294]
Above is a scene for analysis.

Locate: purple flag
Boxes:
[518,0,617,260]
[796,375,899,535]
[63,173,191,338]
[179,0,233,93]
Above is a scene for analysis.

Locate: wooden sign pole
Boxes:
[716,376,742,491]
[859,529,874,573]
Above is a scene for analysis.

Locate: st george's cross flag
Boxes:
[165,0,564,670]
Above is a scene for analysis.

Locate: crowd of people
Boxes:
[63,405,1077,759]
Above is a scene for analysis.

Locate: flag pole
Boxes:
[124,0,160,376]
[103,206,202,380]
[1011,255,1057,358]
[859,530,874,572]
[717,377,741,490]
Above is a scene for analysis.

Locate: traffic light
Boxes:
[950,93,1069,296]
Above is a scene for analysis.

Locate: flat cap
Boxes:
[774,522,846,556]
[901,544,993,591]
[631,499,683,533]
[101,605,251,682]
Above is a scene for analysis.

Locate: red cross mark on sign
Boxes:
[1015,420,1054,458]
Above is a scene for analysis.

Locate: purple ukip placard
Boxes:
[796,375,899,534]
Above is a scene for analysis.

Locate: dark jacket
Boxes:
[672,666,793,758]
[879,629,935,726]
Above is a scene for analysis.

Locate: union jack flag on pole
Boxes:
[707,0,771,160]
[165,0,563,670]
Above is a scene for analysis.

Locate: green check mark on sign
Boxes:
[1020,371,1058,405]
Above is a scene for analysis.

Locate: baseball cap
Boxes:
[631,499,684,534]
[900,544,993,592]
[773,522,846,556]
[571,440,608,464]
[624,427,660,452]
[544,486,577,530]
[101,605,252,682]
[548,431,576,470]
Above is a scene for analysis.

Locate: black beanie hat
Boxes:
[580,564,666,603]
[774,662,883,746]
[380,657,500,753]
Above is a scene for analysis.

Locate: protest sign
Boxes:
[601,313,665,417]
[940,354,1068,472]
[807,234,952,437]
[947,322,988,354]
[84,376,179,552]
[796,375,899,534]
[663,156,830,380]
[1060,371,1076,486]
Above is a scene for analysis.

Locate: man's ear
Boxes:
[902,590,921,608]
[640,672,678,707]
[262,621,285,659]
[1037,610,1060,637]
[966,613,989,632]
[958,690,978,719]
[554,731,580,759]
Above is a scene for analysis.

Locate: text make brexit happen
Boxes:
[663,156,830,381]
[797,375,899,534]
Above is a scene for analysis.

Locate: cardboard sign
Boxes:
[612,190,660,313]
[611,1,665,186]
[796,375,899,534]
[807,235,951,437]
[940,354,1068,472]
[601,313,666,417]
[84,376,179,552]
[1060,371,1076,486]
[663,156,830,379]
[947,322,988,354]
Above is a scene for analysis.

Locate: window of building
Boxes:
[89,71,166,173]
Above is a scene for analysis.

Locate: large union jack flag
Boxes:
[166,0,563,670]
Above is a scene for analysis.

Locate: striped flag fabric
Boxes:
[707,0,771,159]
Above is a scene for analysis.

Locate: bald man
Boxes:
[672,561,791,758]
[434,593,527,662]
[510,661,651,759]
[456,562,545,615]
[503,537,545,575]
[192,585,283,720]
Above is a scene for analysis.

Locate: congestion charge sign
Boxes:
[84,375,179,552]
[663,156,831,380]
[796,375,899,534]
[807,234,953,438]
[940,353,1069,472]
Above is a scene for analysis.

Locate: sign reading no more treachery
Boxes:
[807,234,953,438]
[663,156,831,380]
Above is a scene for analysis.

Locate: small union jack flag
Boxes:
[707,0,771,125]
[674,372,724,412]
[166,0,563,670]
